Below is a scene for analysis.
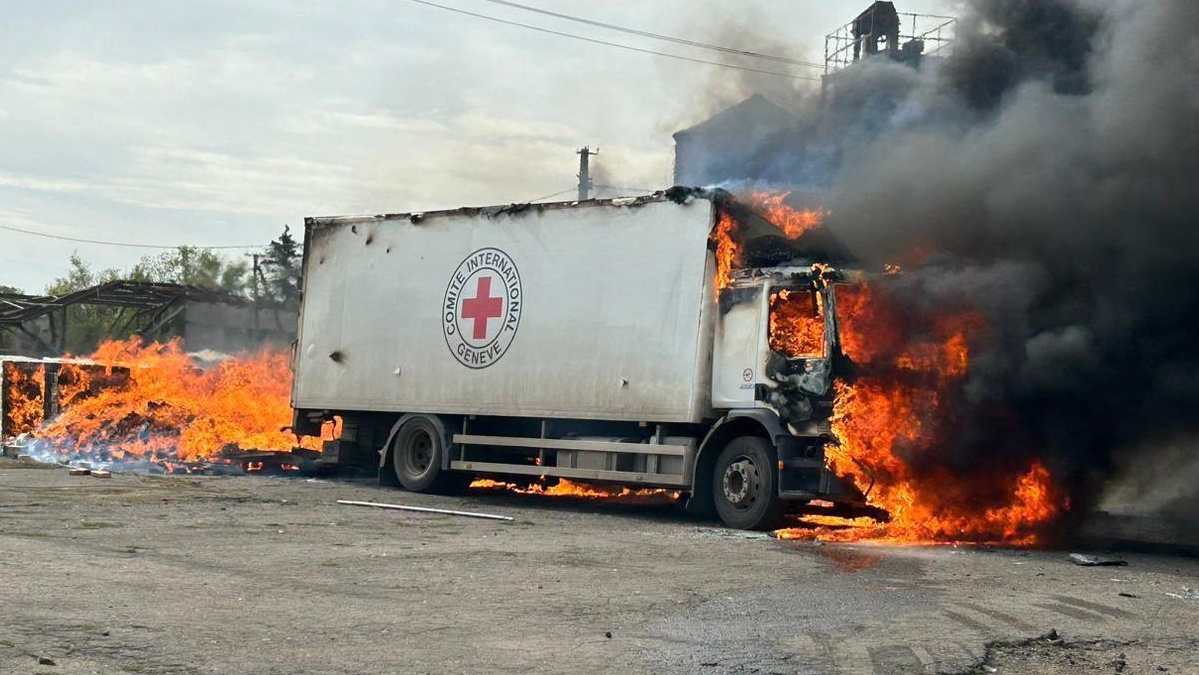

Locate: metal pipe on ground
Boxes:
[336,499,513,521]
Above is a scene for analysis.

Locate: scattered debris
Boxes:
[1044,629,1064,646]
[698,528,772,540]
[1164,588,1198,601]
[1069,553,1128,567]
[336,499,514,522]
[3,433,32,457]
[1119,592,1140,598]
[37,656,56,666]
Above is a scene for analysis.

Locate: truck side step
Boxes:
[452,434,688,456]
[449,460,688,487]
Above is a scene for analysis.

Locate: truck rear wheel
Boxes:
[391,416,470,494]
[712,436,786,531]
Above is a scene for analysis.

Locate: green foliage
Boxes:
[45,253,119,295]
[16,232,294,355]
[41,254,123,354]
[31,248,248,355]
[129,246,248,293]
[259,225,301,310]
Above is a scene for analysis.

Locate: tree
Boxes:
[129,246,248,294]
[42,253,122,353]
[260,225,301,310]
[46,253,119,296]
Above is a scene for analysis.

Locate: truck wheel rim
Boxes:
[722,457,759,509]
[403,432,434,476]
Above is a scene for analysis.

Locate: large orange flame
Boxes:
[25,338,317,468]
[710,190,829,295]
[712,211,739,294]
[1,362,45,436]
[769,289,824,357]
[775,282,1060,545]
[753,191,829,239]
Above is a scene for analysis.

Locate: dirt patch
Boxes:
[967,635,1198,674]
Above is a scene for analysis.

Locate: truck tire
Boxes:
[391,416,470,494]
[712,436,786,530]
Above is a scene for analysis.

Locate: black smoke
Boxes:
[699,0,1199,526]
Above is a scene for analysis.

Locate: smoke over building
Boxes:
[677,0,1199,527]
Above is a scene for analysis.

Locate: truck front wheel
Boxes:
[391,416,469,494]
[712,437,786,531]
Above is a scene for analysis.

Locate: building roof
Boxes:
[673,94,798,142]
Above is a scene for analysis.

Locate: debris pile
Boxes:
[4,338,321,474]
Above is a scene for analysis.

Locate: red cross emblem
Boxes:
[460,276,504,340]
[443,248,522,369]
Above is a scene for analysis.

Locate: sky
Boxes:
[0,0,950,292]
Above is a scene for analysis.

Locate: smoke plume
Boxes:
[695,0,1199,525]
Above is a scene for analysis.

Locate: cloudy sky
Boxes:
[0,0,949,292]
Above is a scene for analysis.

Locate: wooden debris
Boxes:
[68,468,91,476]
[336,499,513,521]
[1069,552,1128,567]
[91,469,112,479]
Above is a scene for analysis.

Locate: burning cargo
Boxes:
[3,340,321,473]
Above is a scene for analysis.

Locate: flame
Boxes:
[769,289,825,357]
[2,362,45,436]
[752,191,829,239]
[471,478,676,501]
[56,363,93,409]
[773,281,1061,545]
[709,190,829,295]
[712,210,739,294]
[23,338,317,470]
[714,190,1059,544]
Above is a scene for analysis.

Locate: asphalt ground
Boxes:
[1,458,1196,675]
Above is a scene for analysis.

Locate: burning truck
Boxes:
[290,186,1053,535]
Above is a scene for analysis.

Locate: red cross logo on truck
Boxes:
[443,248,523,369]
[461,276,504,340]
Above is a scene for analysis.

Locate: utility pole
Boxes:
[180,247,190,285]
[247,253,261,330]
[577,146,599,201]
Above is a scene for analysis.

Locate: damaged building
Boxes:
[672,1,954,188]
[0,281,296,358]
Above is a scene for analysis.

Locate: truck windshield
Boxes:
[768,288,824,358]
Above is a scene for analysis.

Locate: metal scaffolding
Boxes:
[824,2,956,76]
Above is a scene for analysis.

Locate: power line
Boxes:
[524,187,577,202]
[402,0,821,81]
[0,222,262,250]
[594,184,657,194]
[476,0,825,70]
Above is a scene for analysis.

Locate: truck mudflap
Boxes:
[776,435,868,504]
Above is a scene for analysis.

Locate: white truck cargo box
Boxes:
[293,196,719,424]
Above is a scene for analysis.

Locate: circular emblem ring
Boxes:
[443,247,522,369]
